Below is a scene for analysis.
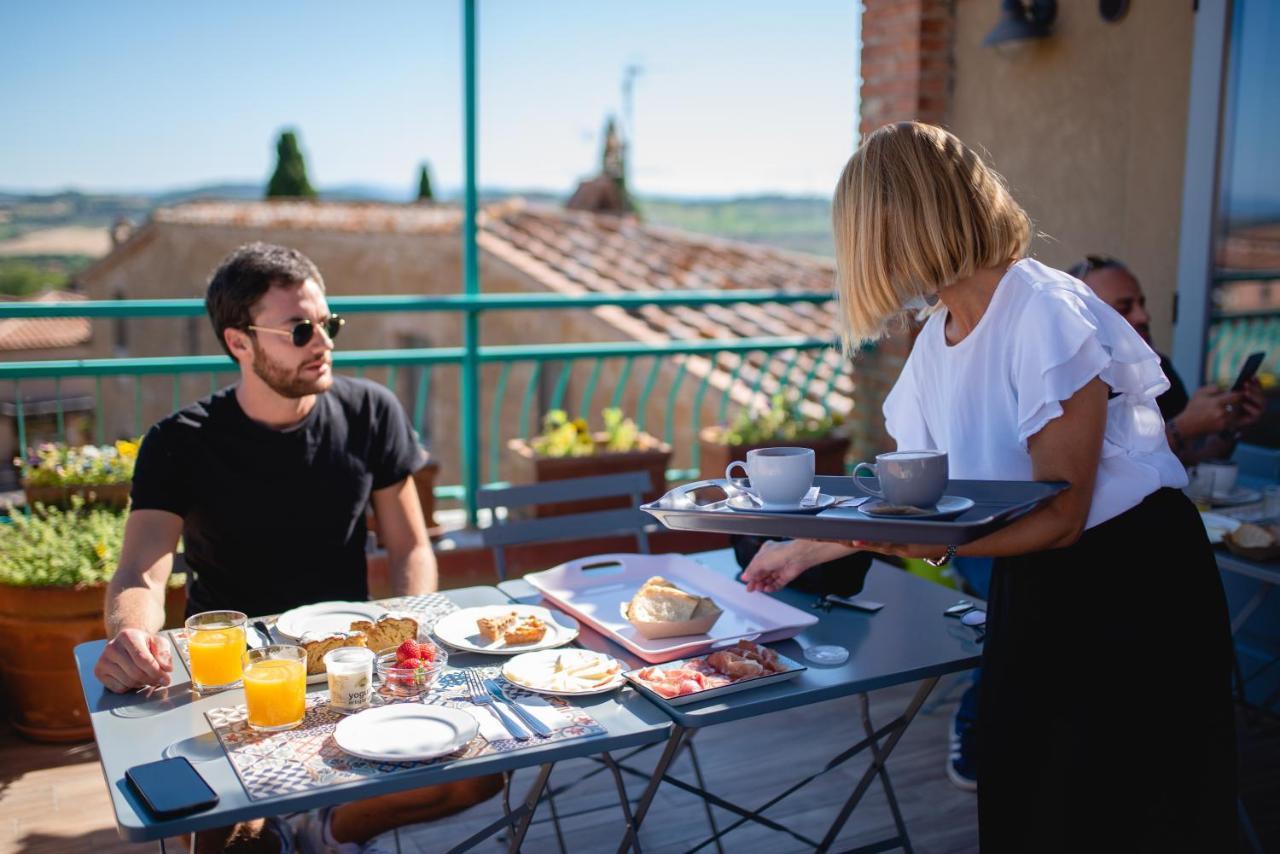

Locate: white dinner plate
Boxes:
[1200,512,1243,545]
[432,605,578,655]
[333,704,477,762]
[501,649,626,696]
[274,601,388,640]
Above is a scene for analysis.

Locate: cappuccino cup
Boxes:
[724,447,815,509]
[852,450,948,509]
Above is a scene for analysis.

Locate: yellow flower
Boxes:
[115,439,139,460]
[93,541,108,560]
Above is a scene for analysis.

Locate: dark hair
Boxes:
[205,243,324,358]
[1068,254,1128,280]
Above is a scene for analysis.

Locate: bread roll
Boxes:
[628,576,702,623]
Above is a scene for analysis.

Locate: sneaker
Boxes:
[946,711,978,792]
[290,807,396,854]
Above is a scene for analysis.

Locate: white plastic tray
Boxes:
[522,553,818,664]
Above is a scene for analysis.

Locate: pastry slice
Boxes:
[298,630,367,675]
[503,616,548,645]
[477,611,519,643]
[349,614,419,654]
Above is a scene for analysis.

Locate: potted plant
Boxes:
[14,439,139,510]
[508,408,671,517]
[699,393,851,480]
[0,499,186,742]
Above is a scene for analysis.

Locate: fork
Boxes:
[464,669,530,741]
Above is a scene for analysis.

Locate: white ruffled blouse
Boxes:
[882,258,1188,530]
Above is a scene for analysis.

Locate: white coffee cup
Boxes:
[852,450,949,509]
[1197,461,1239,499]
[724,447,816,509]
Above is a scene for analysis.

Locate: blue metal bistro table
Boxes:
[504,549,984,853]
[73,585,674,851]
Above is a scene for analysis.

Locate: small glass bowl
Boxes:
[374,642,448,698]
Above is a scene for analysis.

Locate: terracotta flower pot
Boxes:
[22,482,131,510]
[697,426,851,481]
[508,433,671,517]
[0,581,186,743]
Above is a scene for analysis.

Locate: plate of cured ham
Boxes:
[623,640,805,707]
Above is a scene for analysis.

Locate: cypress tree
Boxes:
[266,130,317,199]
[417,163,434,201]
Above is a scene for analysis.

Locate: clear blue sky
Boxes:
[0,1,859,198]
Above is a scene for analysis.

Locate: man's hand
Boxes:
[741,539,855,593]
[94,628,173,693]
[1230,378,1266,431]
[1174,385,1242,439]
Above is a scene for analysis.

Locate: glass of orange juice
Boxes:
[242,645,308,732]
[184,610,247,693]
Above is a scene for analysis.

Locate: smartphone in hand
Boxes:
[1231,351,1266,393]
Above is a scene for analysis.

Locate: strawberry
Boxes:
[399,657,423,670]
[395,640,420,663]
[416,643,436,662]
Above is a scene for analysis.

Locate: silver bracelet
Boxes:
[924,545,957,568]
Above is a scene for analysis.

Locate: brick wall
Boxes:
[846,0,954,458]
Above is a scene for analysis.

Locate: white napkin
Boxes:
[454,693,569,742]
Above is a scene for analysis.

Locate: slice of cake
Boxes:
[503,616,548,646]
[298,630,367,675]
[349,614,419,654]
[477,611,519,643]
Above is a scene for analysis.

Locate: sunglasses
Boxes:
[247,314,345,347]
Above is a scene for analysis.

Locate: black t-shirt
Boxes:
[1157,353,1191,422]
[131,376,423,617]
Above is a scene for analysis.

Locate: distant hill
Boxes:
[0,185,834,259]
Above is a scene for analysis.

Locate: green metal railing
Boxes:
[0,292,841,523]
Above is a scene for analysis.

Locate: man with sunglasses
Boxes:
[1072,255,1265,464]
[93,244,498,853]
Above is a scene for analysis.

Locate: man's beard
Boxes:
[1135,323,1151,345]
[251,345,332,398]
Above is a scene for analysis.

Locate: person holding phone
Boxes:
[1072,255,1265,464]
[743,123,1236,852]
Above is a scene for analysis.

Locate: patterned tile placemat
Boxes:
[204,666,606,801]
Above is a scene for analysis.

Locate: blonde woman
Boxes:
[743,123,1236,852]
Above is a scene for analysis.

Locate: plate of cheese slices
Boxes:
[502,649,625,696]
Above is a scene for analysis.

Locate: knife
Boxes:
[252,620,275,648]
[484,678,553,737]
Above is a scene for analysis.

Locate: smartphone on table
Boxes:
[125,756,219,818]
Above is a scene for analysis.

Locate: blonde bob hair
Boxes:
[832,122,1031,347]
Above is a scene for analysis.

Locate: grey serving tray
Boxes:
[642,475,1069,546]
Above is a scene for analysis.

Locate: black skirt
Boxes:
[978,488,1238,853]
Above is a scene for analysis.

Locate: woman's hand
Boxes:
[833,540,949,562]
[741,539,857,593]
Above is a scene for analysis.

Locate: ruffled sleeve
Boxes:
[1013,287,1169,448]
[883,353,937,451]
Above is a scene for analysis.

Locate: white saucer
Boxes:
[726,492,838,514]
[1204,487,1262,508]
[333,704,476,762]
[858,495,975,520]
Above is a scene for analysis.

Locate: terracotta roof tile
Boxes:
[155,200,461,235]
[480,203,849,417]
[0,291,91,353]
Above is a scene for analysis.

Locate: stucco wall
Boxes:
[948,0,1193,353]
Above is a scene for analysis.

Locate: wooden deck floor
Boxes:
[2,677,1276,853]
